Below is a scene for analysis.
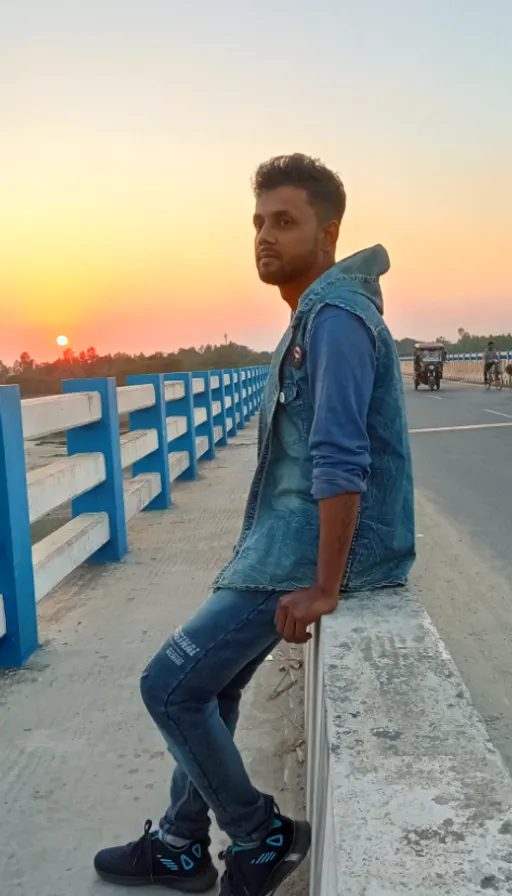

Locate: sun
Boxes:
[56,335,69,347]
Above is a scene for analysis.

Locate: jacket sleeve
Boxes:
[307,305,376,500]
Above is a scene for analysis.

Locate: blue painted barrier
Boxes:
[64,377,128,563]
[193,370,216,460]
[127,373,173,506]
[0,365,268,668]
[210,370,229,447]
[163,372,198,484]
[0,386,39,666]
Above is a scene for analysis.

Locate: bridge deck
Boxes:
[0,424,307,896]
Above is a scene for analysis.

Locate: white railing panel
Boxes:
[213,425,224,444]
[170,451,190,482]
[27,453,106,524]
[225,395,232,409]
[164,381,186,402]
[195,435,210,460]
[0,597,5,639]
[22,392,102,440]
[166,416,187,443]
[210,375,220,389]
[116,384,155,415]
[193,407,207,427]
[211,401,222,416]
[223,373,231,386]
[120,429,158,469]
[124,474,162,521]
[33,512,110,603]
[193,378,205,394]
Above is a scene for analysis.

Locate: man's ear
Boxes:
[322,220,340,253]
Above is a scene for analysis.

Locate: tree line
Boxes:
[0,343,272,398]
[395,329,512,358]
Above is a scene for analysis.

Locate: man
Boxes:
[483,341,500,384]
[94,154,415,894]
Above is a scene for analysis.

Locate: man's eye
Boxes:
[279,218,292,227]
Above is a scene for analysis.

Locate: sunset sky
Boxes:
[1,0,511,363]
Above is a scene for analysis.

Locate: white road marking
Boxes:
[427,395,443,400]
[409,422,512,434]
[484,409,512,420]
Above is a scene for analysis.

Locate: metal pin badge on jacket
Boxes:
[292,345,304,369]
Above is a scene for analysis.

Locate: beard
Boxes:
[256,245,320,286]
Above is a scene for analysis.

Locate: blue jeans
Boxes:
[140,588,285,845]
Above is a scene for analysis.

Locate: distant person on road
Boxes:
[484,341,500,383]
[94,154,416,895]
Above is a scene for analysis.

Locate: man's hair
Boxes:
[253,153,346,223]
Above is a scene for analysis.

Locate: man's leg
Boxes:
[94,588,311,892]
[160,640,279,844]
[140,588,283,844]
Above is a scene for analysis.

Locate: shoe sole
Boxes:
[263,820,312,896]
[95,865,218,892]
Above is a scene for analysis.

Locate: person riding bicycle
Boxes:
[483,341,500,383]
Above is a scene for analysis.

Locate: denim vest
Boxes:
[215,245,415,593]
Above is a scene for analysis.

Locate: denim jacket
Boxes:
[215,245,415,593]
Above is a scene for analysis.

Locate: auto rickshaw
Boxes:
[413,343,446,391]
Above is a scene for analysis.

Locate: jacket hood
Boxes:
[298,244,390,316]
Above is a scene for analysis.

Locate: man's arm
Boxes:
[316,492,361,597]
[275,305,376,643]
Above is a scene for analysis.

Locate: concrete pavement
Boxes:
[0,424,307,896]
[406,378,512,771]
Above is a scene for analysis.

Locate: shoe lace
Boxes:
[128,819,156,880]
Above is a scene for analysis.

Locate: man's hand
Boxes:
[274,585,339,644]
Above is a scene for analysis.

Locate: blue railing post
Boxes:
[127,373,172,506]
[254,367,261,408]
[63,377,127,563]
[243,368,251,422]
[234,370,245,430]
[210,369,228,447]
[193,370,216,460]
[0,386,39,668]
[243,368,250,420]
[255,367,261,406]
[163,372,198,482]
[252,367,258,414]
[224,369,238,438]
[247,368,255,418]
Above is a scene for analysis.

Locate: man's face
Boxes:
[253,186,334,285]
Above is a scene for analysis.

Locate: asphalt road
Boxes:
[405,377,512,771]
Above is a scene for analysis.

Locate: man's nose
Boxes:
[257,223,277,244]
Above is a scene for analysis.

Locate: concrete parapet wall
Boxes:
[306,589,512,895]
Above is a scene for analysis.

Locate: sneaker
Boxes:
[219,814,311,895]
[94,819,218,892]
